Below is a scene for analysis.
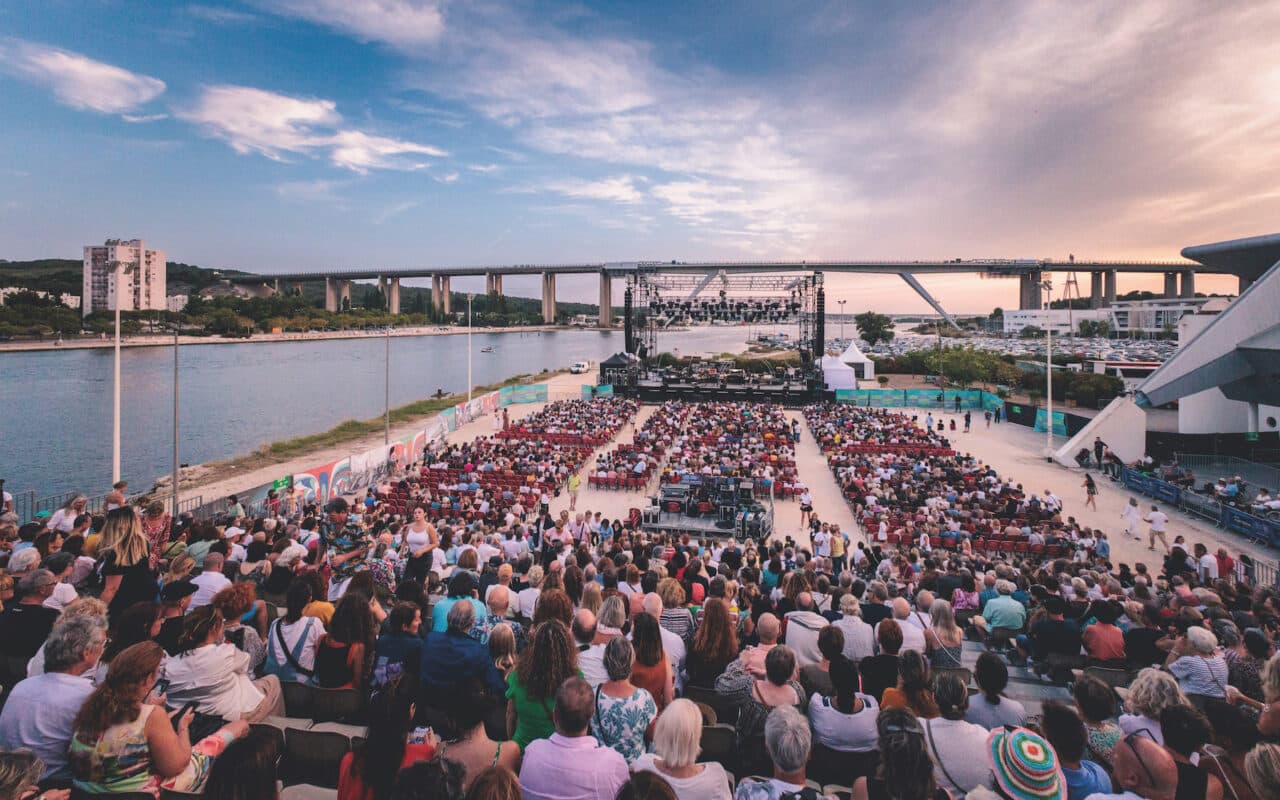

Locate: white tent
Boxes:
[839,341,875,380]
[821,355,857,390]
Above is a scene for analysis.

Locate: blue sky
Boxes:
[0,1,1271,311]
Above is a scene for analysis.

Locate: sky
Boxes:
[0,1,1273,312]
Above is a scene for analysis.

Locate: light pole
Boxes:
[1042,278,1055,459]
[172,321,179,516]
[837,299,846,344]
[110,260,127,485]
[467,293,474,403]
[384,321,391,444]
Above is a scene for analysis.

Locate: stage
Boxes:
[624,379,821,406]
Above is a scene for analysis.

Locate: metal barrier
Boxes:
[1121,468,1280,560]
[1175,453,1280,496]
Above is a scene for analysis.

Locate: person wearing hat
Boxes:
[39,551,79,611]
[0,570,61,666]
[986,725,1066,800]
[156,580,198,655]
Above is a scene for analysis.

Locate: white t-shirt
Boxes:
[1199,553,1219,580]
[1145,511,1168,532]
[189,571,231,610]
[808,693,879,752]
[580,643,609,688]
[920,716,997,796]
[631,754,732,800]
[878,618,926,655]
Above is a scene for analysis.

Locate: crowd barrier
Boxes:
[182,382,552,520]
[833,388,1005,413]
[1120,468,1280,572]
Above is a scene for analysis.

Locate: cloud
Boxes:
[434,172,459,183]
[181,85,445,173]
[545,175,645,204]
[187,5,258,24]
[261,0,445,47]
[467,163,499,173]
[0,39,165,114]
[373,199,420,224]
[272,178,345,203]
[122,113,167,123]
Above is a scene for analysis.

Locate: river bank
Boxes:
[0,323,582,352]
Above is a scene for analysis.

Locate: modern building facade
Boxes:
[1002,297,1214,337]
[82,239,166,317]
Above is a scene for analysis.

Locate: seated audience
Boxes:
[519,676,628,800]
[633,698,733,800]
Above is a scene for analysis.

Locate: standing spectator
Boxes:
[1144,504,1170,552]
[633,698,733,800]
[506,620,579,749]
[519,676,629,800]
[97,507,157,619]
[0,616,106,785]
[140,501,171,570]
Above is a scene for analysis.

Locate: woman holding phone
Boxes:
[69,641,249,796]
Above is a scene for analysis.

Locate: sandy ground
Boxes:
[0,324,567,352]
[186,388,1275,570]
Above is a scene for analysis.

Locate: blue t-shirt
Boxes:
[1063,760,1111,800]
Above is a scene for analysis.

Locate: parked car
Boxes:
[569,360,590,374]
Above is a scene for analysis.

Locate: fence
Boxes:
[1120,468,1280,584]
[833,388,1005,413]
[1174,453,1280,495]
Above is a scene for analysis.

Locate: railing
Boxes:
[11,488,203,523]
[1120,469,1280,585]
[1174,453,1280,495]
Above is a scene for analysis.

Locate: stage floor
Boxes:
[640,507,773,541]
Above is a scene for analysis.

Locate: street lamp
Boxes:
[1042,278,1055,459]
[837,299,847,344]
[108,259,132,485]
[384,321,391,444]
[467,293,474,403]
[172,322,179,516]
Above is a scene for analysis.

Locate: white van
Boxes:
[569,360,590,374]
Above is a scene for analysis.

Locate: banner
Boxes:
[582,384,615,399]
[271,476,292,491]
[1033,408,1068,437]
[500,384,547,405]
[833,389,1002,411]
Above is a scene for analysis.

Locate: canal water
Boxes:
[0,326,766,498]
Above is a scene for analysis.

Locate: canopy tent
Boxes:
[821,355,857,390]
[839,341,875,380]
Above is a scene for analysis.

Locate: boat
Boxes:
[481,346,494,353]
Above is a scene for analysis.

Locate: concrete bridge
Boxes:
[230,255,1249,326]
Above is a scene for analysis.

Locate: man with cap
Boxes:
[156,580,198,654]
[0,570,60,664]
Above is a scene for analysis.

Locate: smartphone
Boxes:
[170,700,199,722]
[150,677,170,699]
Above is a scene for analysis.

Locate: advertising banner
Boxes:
[1033,408,1068,437]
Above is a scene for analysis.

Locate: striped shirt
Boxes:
[1168,655,1229,698]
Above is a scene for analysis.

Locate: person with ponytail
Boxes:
[918,672,992,796]
[163,606,285,723]
[879,650,939,719]
[70,641,249,796]
[807,654,879,753]
[851,707,950,800]
[338,678,438,800]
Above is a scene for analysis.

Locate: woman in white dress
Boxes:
[1122,497,1141,539]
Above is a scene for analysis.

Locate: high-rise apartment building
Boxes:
[82,239,166,317]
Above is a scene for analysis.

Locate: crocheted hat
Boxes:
[987,727,1065,800]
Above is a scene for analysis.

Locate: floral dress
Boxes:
[69,704,233,796]
[589,685,657,764]
[1086,721,1123,768]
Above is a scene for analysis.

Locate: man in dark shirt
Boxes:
[861,584,893,627]
[0,571,60,664]
[1017,597,1081,677]
[1124,606,1170,669]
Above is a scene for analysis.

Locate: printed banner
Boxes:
[581,384,615,399]
[1033,408,1068,437]
[500,384,548,405]
[833,389,1002,411]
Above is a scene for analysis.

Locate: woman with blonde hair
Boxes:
[1119,667,1190,743]
[162,553,196,589]
[924,599,963,670]
[657,578,693,645]
[0,750,49,800]
[70,641,249,796]
[580,581,603,616]
[490,622,517,678]
[632,698,732,800]
[1244,743,1280,799]
[97,506,157,619]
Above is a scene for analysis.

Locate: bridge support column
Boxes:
[388,278,400,314]
[431,276,451,315]
[1163,272,1179,298]
[1105,270,1117,305]
[1019,270,1043,310]
[598,272,613,326]
[325,277,339,312]
[273,278,281,294]
[338,280,351,312]
[292,282,304,296]
[485,272,503,296]
[1090,272,1105,308]
[1180,271,1195,299]
[541,273,556,324]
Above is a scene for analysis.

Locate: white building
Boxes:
[166,294,189,313]
[82,239,166,317]
[0,287,80,309]
[1002,297,1214,337]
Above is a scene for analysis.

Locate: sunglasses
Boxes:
[1123,729,1158,786]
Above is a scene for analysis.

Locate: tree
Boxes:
[854,312,895,346]
[1078,319,1111,338]
[1019,325,1044,339]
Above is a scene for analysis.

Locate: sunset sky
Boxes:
[1,1,1271,311]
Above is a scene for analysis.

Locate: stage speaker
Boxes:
[624,287,634,354]
[814,287,825,359]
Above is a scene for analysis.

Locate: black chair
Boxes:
[682,684,738,725]
[281,681,315,719]
[700,724,737,775]
[310,687,365,724]
[282,728,353,788]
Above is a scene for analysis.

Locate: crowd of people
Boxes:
[1,397,1279,800]
[592,401,693,491]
